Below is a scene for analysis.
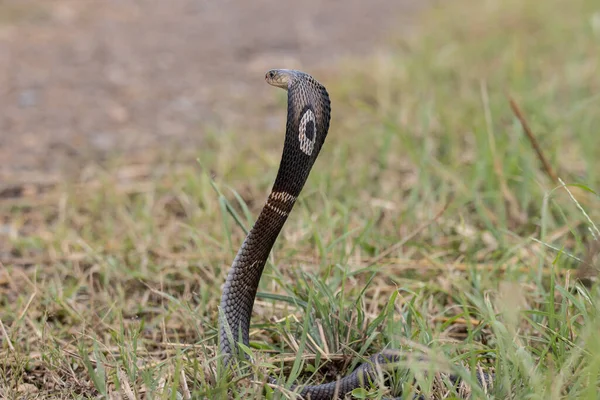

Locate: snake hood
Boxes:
[265,69,331,198]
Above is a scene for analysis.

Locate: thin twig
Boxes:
[508,95,559,183]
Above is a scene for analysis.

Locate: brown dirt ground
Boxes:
[0,0,427,186]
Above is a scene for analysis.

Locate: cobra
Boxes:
[218,69,492,399]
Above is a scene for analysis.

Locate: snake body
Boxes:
[218,69,492,399]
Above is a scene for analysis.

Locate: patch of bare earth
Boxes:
[0,0,426,184]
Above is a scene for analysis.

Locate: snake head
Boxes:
[265,69,302,90]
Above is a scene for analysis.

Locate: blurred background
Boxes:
[0,0,423,183]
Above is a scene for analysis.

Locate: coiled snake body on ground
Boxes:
[218,69,492,399]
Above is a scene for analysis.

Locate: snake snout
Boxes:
[265,69,293,90]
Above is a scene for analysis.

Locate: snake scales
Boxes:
[218,69,493,399]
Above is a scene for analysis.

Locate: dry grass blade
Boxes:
[368,200,452,266]
[0,318,15,352]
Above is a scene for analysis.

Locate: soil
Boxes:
[0,0,426,184]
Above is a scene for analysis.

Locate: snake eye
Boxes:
[267,71,275,79]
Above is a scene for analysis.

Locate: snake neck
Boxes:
[219,190,296,357]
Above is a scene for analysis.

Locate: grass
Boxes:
[1,0,600,398]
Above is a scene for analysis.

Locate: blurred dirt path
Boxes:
[0,0,425,183]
